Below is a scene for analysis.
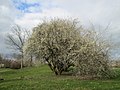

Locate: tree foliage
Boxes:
[24,19,81,75]
[75,30,112,78]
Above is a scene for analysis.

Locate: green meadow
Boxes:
[0,65,120,90]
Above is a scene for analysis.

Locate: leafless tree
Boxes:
[6,25,30,68]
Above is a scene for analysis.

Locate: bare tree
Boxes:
[6,25,29,69]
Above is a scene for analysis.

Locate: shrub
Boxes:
[0,64,4,68]
[10,61,21,69]
[4,60,11,68]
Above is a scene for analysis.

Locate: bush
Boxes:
[74,29,113,79]
[0,64,4,68]
[4,60,11,68]
[10,61,21,69]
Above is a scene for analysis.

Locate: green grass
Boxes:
[0,65,120,90]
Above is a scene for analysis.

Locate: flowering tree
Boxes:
[24,19,113,78]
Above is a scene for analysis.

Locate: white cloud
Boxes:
[0,0,21,54]
[15,7,72,29]
[54,0,120,29]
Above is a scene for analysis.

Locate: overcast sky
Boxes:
[0,0,120,58]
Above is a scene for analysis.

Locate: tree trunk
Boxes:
[21,52,24,69]
[21,58,23,69]
[30,55,33,67]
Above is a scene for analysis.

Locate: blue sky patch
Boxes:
[12,0,41,13]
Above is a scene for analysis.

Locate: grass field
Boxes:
[0,65,120,90]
